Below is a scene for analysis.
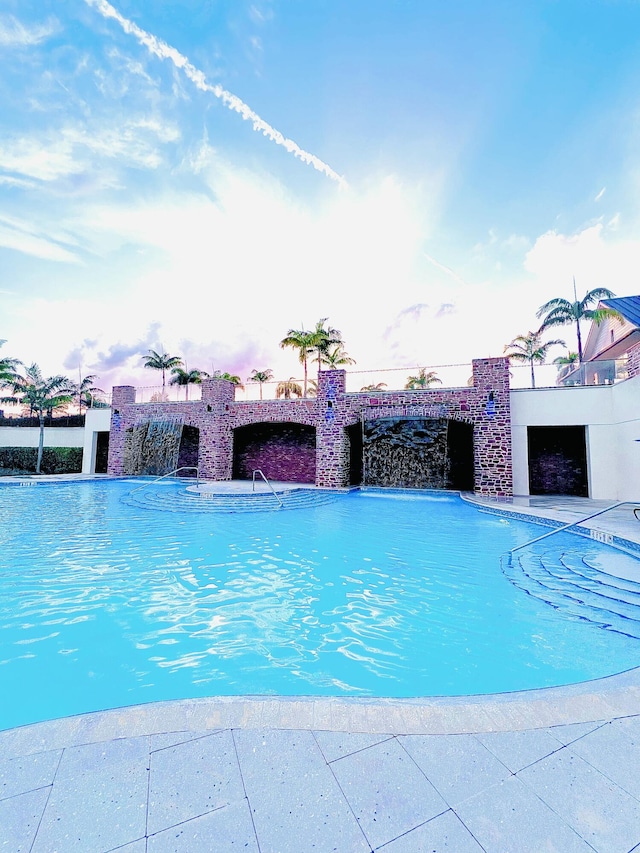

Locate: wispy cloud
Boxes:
[0,14,59,47]
[0,215,81,264]
[84,0,347,186]
[595,186,606,202]
[0,120,179,183]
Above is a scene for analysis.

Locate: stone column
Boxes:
[470,358,513,496]
[628,342,640,378]
[199,379,236,480]
[315,370,350,488]
[107,386,136,475]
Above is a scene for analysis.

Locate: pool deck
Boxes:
[2,483,640,852]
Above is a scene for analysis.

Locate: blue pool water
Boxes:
[1,480,639,730]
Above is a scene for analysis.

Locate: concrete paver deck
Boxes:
[2,488,640,852]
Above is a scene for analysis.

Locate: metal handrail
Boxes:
[508,500,632,555]
[129,466,200,494]
[252,469,283,508]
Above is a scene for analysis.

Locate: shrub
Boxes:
[0,447,83,475]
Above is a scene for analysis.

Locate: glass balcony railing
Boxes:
[557,357,629,387]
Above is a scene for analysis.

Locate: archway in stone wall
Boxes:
[360,417,474,490]
[232,422,316,483]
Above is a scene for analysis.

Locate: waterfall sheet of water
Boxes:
[123,417,185,476]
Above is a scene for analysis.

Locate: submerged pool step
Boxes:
[121,485,341,514]
[503,550,640,639]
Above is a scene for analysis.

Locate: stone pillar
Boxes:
[628,342,640,378]
[107,386,136,475]
[315,370,350,488]
[199,379,235,480]
[470,358,513,496]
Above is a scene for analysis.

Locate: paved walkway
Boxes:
[2,488,640,852]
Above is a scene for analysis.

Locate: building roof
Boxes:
[602,296,640,328]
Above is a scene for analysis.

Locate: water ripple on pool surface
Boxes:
[1,481,639,729]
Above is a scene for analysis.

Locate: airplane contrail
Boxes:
[84,0,347,187]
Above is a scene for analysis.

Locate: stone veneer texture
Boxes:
[107,357,513,495]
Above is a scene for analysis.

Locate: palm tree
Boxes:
[1,365,74,473]
[169,367,209,400]
[0,340,21,389]
[553,351,580,383]
[142,349,183,399]
[504,331,565,389]
[536,282,619,363]
[311,318,343,372]
[404,368,442,390]
[275,377,303,399]
[360,382,387,391]
[247,368,274,400]
[320,344,356,368]
[212,370,244,390]
[73,374,105,414]
[280,328,317,397]
[280,319,343,396]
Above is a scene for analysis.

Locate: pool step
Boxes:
[503,549,640,639]
[121,484,341,514]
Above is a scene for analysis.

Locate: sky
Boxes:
[2,0,640,396]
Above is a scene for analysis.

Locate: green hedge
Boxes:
[0,447,83,475]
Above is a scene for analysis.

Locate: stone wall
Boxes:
[628,342,640,378]
[108,357,513,495]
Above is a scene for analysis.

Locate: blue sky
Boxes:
[2,0,640,394]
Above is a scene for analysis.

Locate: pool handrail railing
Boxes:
[252,469,283,508]
[508,500,631,555]
[128,466,201,494]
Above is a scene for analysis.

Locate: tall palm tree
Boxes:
[536,282,619,362]
[404,368,442,390]
[142,349,183,399]
[275,377,303,399]
[1,365,74,473]
[320,344,356,368]
[247,368,274,400]
[311,318,343,372]
[280,319,343,396]
[169,367,209,400]
[280,327,317,397]
[504,331,565,389]
[73,374,105,414]
[0,340,21,389]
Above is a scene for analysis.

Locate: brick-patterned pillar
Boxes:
[199,379,235,480]
[470,358,513,496]
[107,386,136,475]
[628,343,640,378]
[315,370,350,487]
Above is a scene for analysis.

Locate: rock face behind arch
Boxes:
[107,358,512,496]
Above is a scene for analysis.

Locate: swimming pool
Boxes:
[1,480,639,731]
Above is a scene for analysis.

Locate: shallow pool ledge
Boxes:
[2,667,639,760]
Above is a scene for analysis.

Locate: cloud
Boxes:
[84,0,347,186]
[524,222,640,308]
[397,303,430,321]
[0,215,81,263]
[91,324,163,371]
[595,186,606,202]
[0,120,180,184]
[0,15,59,47]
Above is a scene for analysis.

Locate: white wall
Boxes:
[0,408,112,475]
[0,426,84,448]
[82,409,112,474]
[510,376,640,500]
